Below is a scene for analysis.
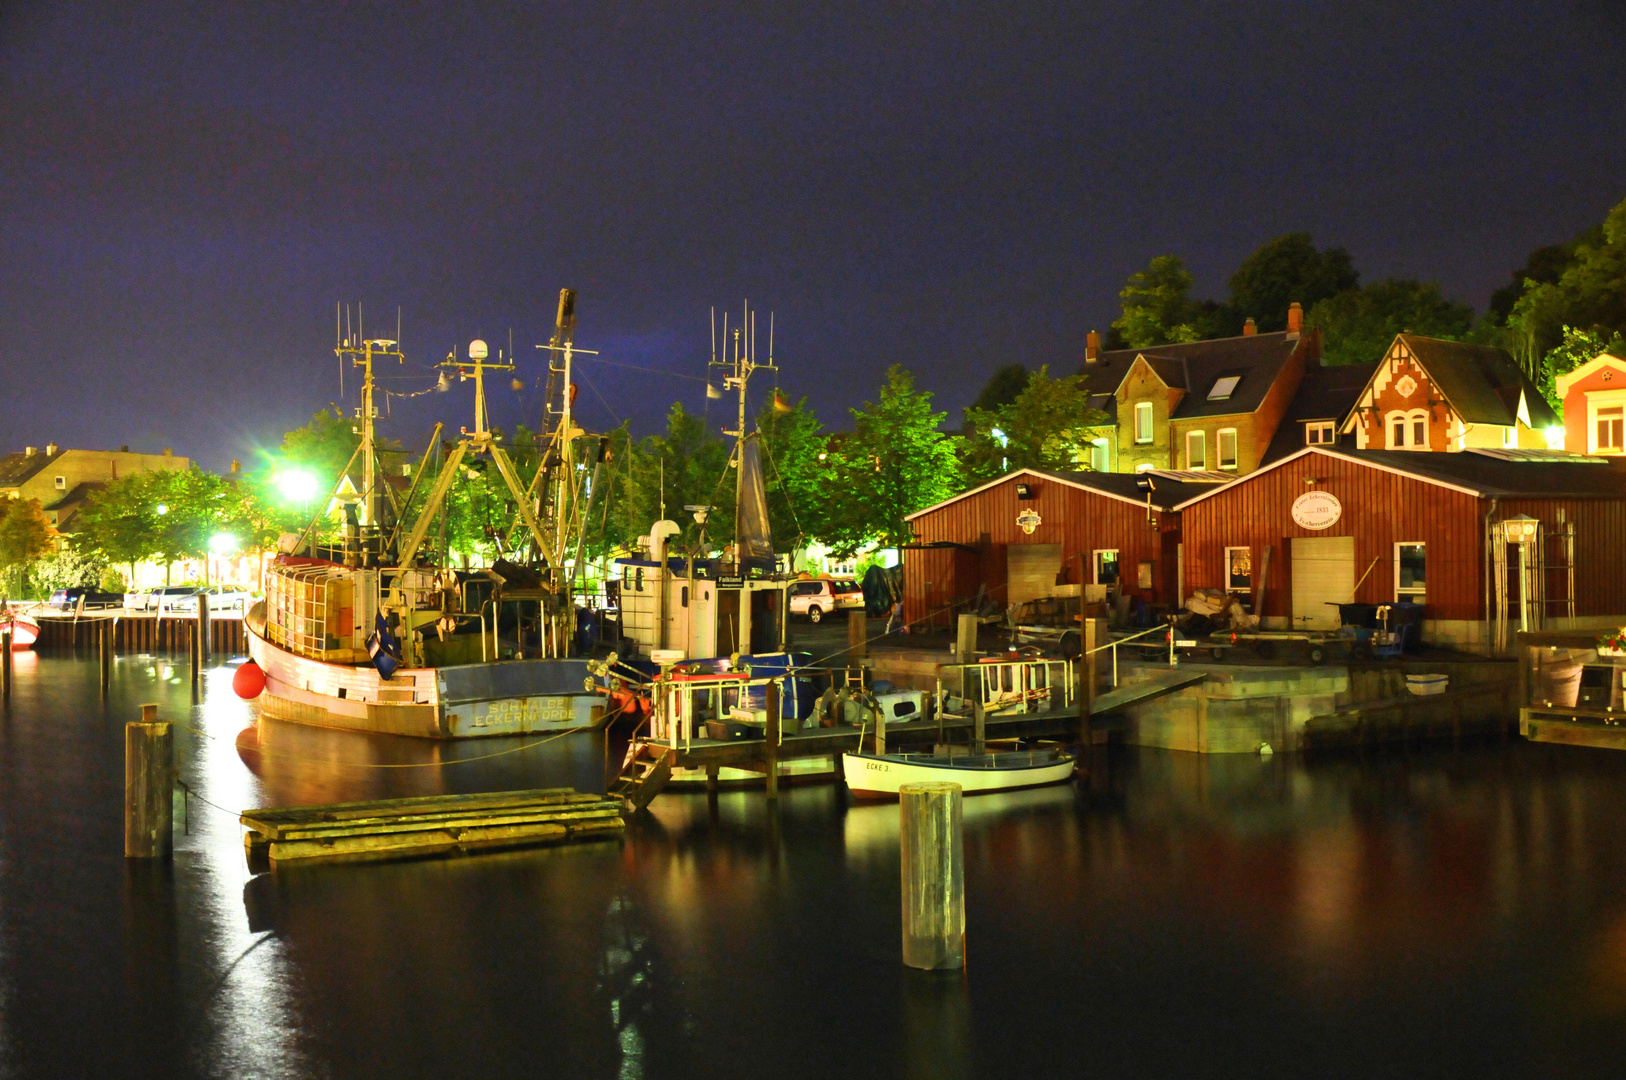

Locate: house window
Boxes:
[1090,438,1110,472]
[1092,550,1120,586]
[1225,546,1252,593]
[1185,430,1205,470]
[54,476,65,489]
[1396,543,1426,601]
[1596,406,1624,453]
[1386,410,1429,449]
[1134,402,1153,444]
[1502,425,1518,449]
[1217,428,1238,470]
[1306,421,1335,445]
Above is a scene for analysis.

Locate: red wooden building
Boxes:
[902,469,1224,628]
[1172,447,1626,651]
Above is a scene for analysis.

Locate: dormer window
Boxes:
[1134,402,1154,444]
[1207,375,1241,401]
[54,476,65,489]
[1306,421,1335,445]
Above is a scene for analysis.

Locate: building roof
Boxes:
[1554,351,1626,396]
[1082,330,1313,421]
[0,449,66,489]
[1396,335,1560,429]
[907,466,1231,519]
[1171,446,1626,509]
[1262,360,1379,463]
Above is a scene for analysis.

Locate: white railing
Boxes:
[935,657,1073,720]
[1085,623,1177,689]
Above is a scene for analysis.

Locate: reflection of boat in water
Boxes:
[843,748,1077,799]
[0,611,39,649]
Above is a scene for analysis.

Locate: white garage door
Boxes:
[1292,536,1354,631]
[1007,544,1062,606]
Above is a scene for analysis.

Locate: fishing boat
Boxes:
[244,291,611,738]
[0,610,39,650]
[842,747,1077,799]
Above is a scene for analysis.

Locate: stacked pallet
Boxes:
[240,787,624,866]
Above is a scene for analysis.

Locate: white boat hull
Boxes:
[843,750,1077,799]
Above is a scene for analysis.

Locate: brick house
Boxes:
[1553,351,1626,455]
[0,444,189,531]
[1079,304,1321,476]
[1340,335,1558,452]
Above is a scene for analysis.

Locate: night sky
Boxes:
[3,1,1625,470]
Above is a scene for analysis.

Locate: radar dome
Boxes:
[469,339,488,360]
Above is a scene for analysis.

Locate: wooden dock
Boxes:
[28,610,248,655]
[240,788,623,866]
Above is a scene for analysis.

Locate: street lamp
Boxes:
[275,471,319,507]
[1504,515,1540,544]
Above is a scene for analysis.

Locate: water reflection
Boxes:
[8,657,1626,1077]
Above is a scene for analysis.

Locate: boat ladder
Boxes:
[609,729,673,814]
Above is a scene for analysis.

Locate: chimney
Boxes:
[1287,302,1304,335]
[24,447,35,457]
[230,459,240,473]
[45,443,57,456]
[1085,329,1100,363]
[119,445,129,453]
[162,448,172,456]
[1243,317,1257,337]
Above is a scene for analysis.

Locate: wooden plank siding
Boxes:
[1495,497,1626,618]
[1179,455,1485,621]
[904,473,1179,628]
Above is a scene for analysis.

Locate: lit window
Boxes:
[1185,430,1205,470]
[1093,549,1120,586]
[1225,546,1252,593]
[1396,543,1426,601]
[1306,421,1335,445]
[1090,439,1110,472]
[54,476,65,489]
[1217,428,1238,470]
[1597,406,1624,452]
[1412,416,1426,446]
[1386,410,1429,449]
[1502,426,1518,449]
[1208,375,1241,401]
[1389,415,1406,448]
[1134,402,1153,444]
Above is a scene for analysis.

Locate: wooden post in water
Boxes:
[764,680,781,801]
[99,619,112,693]
[956,613,978,663]
[1079,616,1104,744]
[125,705,174,859]
[1,628,11,700]
[848,609,867,671]
[900,781,965,970]
[972,694,985,756]
[197,594,210,664]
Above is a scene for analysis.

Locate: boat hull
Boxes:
[0,616,38,650]
[843,750,1077,799]
[246,623,601,739]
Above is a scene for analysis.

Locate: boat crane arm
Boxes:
[487,442,562,573]
[386,422,444,555]
[395,440,468,569]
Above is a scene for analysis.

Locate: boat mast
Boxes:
[711,302,775,566]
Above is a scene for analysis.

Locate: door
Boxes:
[1006,544,1062,606]
[1291,536,1354,630]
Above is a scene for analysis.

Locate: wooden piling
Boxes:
[956,613,978,663]
[1079,617,1104,744]
[848,609,867,659]
[125,705,174,859]
[1,628,11,700]
[99,619,112,692]
[765,680,780,801]
[197,596,210,664]
[900,781,965,971]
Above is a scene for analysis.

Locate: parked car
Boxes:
[787,578,865,622]
[170,586,252,613]
[46,587,124,611]
[126,586,200,611]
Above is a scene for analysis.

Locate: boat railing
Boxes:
[1085,623,1176,688]
[934,656,1074,721]
[646,671,792,753]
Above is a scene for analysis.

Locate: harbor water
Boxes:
[5,653,1626,1077]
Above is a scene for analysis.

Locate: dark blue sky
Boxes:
[3,1,1624,470]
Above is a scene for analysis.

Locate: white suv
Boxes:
[787,578,864,622]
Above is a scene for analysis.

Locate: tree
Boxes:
[278,406,364,494]
[32,548,108,593]
[0,498,52,597]
[1227,233,1357,332]
[1506,197,1626,379]
[71,473,166,582]
[757,397,828,552]
[1486,232,1598,325]
[1111,255,1231,348]
[961,366,1108,482]
[1307,279,1474,366]
[967,364,1029,416]
[1536,325,1626,411]
[822,366,961,557]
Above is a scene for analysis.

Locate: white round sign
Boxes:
[1291,490,1342,530]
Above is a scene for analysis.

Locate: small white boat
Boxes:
[843,747,1077,799]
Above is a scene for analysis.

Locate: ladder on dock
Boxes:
[609,731,673,814]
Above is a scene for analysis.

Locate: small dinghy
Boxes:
[843,747,1077,799]
[0,613,39,650]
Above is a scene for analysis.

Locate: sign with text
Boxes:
[717,575,744,589]
[1291,490,1343,530]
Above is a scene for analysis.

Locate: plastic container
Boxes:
[1406,673,1449,696]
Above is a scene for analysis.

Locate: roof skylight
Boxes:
[1208,375,1241,400]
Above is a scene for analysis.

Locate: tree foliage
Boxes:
[1505,197,1626,379]
[822,365,960,556]
[967,364,1029,416]
[757,397,827,551]
[1228,233,1357,331]
[1111,255,1220,348]
[1536,325,1626,411]
[1307,279,1474,366]
[961,366,1107,482]
[0,498,52,597]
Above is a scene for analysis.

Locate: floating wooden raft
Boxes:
[240,787,624,866]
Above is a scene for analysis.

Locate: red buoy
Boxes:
[232,660,266,699]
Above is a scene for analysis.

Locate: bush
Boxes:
[32,549,110,593]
